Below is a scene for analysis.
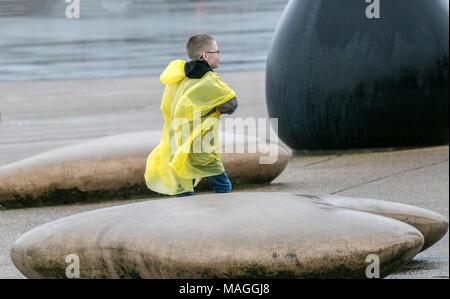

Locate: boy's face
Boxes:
[203,40,220,70]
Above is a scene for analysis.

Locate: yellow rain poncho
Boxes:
[144,60,236,195]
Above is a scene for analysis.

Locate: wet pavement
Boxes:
[0,71,448,279]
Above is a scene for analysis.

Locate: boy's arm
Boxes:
[200,98,238,119]
[217,97,238,114]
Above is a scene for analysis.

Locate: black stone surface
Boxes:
[266,0,449,149]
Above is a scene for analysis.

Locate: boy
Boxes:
[144,34,238,197]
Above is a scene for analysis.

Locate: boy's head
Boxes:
[186,34,221,69]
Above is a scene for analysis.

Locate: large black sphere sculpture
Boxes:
[266,0,449,150]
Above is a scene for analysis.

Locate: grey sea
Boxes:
[0,0,288,82]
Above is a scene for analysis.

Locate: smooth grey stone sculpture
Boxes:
[10,193,448,279]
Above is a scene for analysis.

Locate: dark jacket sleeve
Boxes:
[217,97,238,114]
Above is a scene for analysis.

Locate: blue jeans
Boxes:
[175,171,232,197]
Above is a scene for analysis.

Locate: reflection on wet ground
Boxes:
[387,257,449,279]
[0,0,288,81]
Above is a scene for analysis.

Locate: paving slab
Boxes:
[0,72,448,279]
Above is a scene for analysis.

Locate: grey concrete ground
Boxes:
[0,72,448,279]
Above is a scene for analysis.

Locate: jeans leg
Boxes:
[176,191,195,197]
[205,171,232,193]
[175,179,196,197]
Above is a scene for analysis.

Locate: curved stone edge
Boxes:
[10,193,425,279]
[307,194,449,251]
[11,239,423,279]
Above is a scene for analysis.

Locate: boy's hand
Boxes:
[217,98,238,115]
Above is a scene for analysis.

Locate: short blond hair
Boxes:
[186,34,215,61]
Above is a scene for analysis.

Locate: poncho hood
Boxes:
[184,60,214,79]
[160,60,186,85]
